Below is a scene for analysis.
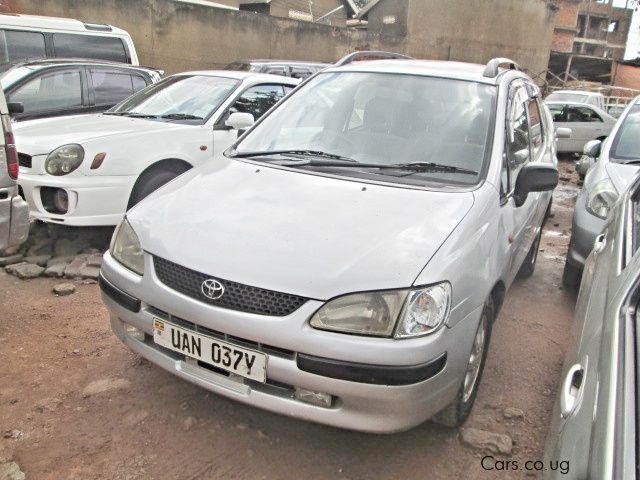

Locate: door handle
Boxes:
[560,362,586,419]
[0,190,8,200]
[593,233,607,253]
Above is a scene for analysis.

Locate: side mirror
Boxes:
[583,139,602,159]
[7,102,24,114]
[513,163,559,207]
[225,112,254,130]
[556,127,572,139]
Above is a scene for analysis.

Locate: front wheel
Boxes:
[127,164,190,209]
[433,297,493,428]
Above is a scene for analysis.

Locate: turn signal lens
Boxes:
[91,152,107,170]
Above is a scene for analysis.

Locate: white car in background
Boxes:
[14,71,298,226]
[545,101,616,153]
[546,90,606,110]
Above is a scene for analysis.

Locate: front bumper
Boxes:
[566,189,607,269]
[100,252,484,433]
[18,170,136,226]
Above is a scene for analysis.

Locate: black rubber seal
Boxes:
[99,273,141,313]
[296,352,447,386]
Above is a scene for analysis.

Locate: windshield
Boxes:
[546,92,588,103]
[233,72,496,186]
[611,104,640,163]
[0,66,37,90]
[110,74,239,121]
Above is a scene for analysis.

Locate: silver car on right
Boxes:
[544,171,640,479]
[563,96,640,287]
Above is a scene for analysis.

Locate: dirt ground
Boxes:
[0,161,579,480]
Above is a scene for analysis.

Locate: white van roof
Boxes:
[0,13,129,36]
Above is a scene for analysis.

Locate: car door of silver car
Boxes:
[502,81,546,282]
[544,177,640,479]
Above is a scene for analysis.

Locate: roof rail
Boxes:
[334,51,412,67]
[83,22,113,32]
[483,57,522,78]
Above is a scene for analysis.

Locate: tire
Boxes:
[544,198,553,224]
[562,261,581,290]
[517,228,542,278]
[127,164,190,209]
[433,297,494,428]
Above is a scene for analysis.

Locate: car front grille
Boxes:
[153,256,308,317]
[18,153,32,168]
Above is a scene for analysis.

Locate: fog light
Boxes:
[53,189,69,213]
[124,323,145,341]
[293,387,333,408]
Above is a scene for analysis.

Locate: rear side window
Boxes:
[0,29,46,62]
[8,70,82,113]
[264,66,287,76]
[53,33,127,63]
[90,69,145,105]
[291,67,313,79]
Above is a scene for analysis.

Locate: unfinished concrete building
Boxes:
[548,0,634,84]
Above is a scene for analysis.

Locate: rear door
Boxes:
[86,67,150,112]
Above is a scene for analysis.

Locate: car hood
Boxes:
[605,161,640,193]
[13,114,185,156]
[128,159,475,300]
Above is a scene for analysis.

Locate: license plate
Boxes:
[153,319,267,383]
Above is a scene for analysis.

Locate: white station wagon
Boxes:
[14,71,298,225]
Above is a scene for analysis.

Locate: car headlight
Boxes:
[586,179,618,219]
[309,282,451,338]
[45,144,84,176]
[110,219,144,275]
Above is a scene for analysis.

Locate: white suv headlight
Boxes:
[586,179,618,219]
[110,219,144,275]
[45,144,84,175]
[309,282,451,338]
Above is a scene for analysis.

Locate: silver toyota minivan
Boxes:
[100,53,559,433]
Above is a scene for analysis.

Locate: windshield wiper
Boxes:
[161,113,203,120]
[264,159,478,175]
[230,149,356,162]
[103,111,158,118]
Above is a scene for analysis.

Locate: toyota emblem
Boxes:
[201,279,225,300]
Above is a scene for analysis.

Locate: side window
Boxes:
[8,70,82,113]
[53,33,127,63]
[132,75,148,92]
[265,66,287,76]
[90,69,136,106]
[291,67,313,79]
[283,85,295,94]
[527,98,544,159]
[229,84,286,121]
[566,105,603,123]
[548,104,566,122]
[0,29,46,62]
[506,87,531,187]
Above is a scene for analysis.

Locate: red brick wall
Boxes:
[612,62,640,91]
[551,0,580,53]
